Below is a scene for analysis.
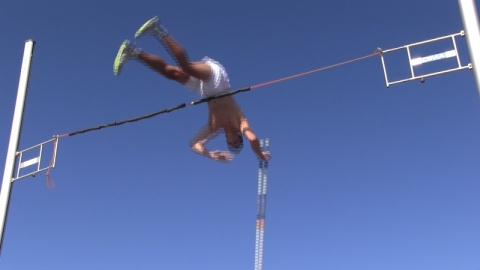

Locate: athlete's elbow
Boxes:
[190,143,203,153]
[190,144,198,153]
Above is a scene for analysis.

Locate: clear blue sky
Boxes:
[1,0,480,269]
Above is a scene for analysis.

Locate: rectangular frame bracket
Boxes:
[12,137,59,182]
[379,31,472,87]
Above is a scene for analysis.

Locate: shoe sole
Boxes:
[134,16,158,39]
[113,40,129,76]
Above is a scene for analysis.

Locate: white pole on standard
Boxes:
[0,40,36,254]
[459,0,480,97]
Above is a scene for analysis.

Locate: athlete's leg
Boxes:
[161,36,212,81]
[138,52,189,84]
[113,40,189,84]
[135,16,212,81]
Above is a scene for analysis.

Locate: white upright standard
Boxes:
[0,40,36,253]
[459,0,480,97]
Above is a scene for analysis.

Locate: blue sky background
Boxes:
[1,0,480,269]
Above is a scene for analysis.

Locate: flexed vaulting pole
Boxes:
[254,139,269,270]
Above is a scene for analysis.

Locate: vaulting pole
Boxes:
[254,139,269,270]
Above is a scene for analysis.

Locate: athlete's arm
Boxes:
[190,126,214,156]
[190,125,232,162]
[242,121,270,161]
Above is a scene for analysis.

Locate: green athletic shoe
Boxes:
[113,40,134,76]
[134,16,168,39]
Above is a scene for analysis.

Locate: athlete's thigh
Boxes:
[184,62,212,81]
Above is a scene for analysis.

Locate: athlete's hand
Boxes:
[259,151,271,161]
[210,151,234,162]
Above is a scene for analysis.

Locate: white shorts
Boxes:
[184,56,231,97]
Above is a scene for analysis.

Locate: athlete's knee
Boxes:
[163,70,178,80]
[164,67,188,83]
[178,61,195,74]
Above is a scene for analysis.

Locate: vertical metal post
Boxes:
[0,40,35,253]
[451,36,463,68]
[406,46,416,78]
[459,0,480,97]
[379,52,391,88]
